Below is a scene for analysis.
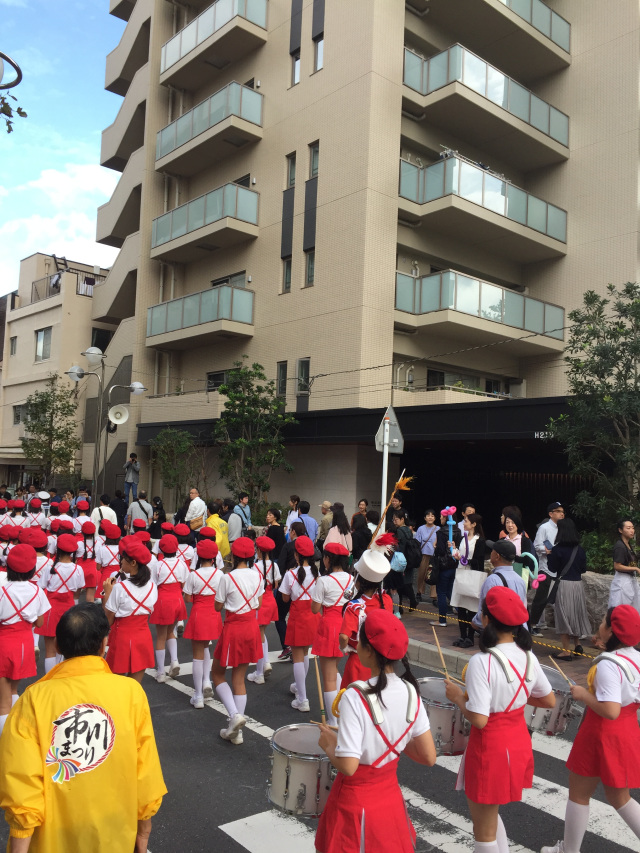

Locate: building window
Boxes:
[297,357,310,394]
[9,337,16,356]
[34,327,52,362]
[305,251,315,286]
[277,361,288,397]
[314,34,324,71]
[485,379,502,395]
[206,371,229,391]
[91,328,114,352]
[286,153,296,188]
[292,51,300,86]
[426,369,445,390]
[282,258,292,293]
[13,406,23,426]
[212,271,246,288]
[309,141,319,178]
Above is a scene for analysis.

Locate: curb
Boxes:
[408,638,470,677]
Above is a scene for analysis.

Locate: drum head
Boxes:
[417,677,455,708]
[273,724,325,756]
[540,664,573,691]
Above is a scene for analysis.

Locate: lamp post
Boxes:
[66,347,106,505]
[101,381,147,493]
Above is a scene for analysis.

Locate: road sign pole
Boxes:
[380,416,390,526]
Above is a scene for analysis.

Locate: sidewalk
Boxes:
[403,600,597,687]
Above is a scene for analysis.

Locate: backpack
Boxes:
[403,536,423,571]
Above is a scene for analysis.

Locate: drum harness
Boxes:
[346,680,420,767]
[587,652,640,693]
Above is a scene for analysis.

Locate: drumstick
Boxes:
[549,655,572,685]
[436,669,465,686]
[432,626,449,680]
[311,720,339,731]
[314,656,327,721]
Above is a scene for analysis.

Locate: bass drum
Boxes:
[524,664,578,736]
[417,677,470,755]
[268,724,335,816]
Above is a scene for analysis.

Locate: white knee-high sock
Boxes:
[234,694,247,714]
[192,659,204,698]
[155,649,165,673]
[304,655,309,677]
[11,694,18,707]
[55,653,63,664]
[618,799,640,838]
[215,682,238,718]
[166,638,178,663]
[33,628,39,649]
[293,661,307,702]
[0,715,7,735]
[474,841,499,853]
[262,639,269,665]
[256,656,265,677]
[324,691,338,726]
[203,646,212,684]
[496,816,509,853]
[44,657,56,673]
[336,671,342,691]
[564,800,590,853]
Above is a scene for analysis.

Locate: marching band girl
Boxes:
[191,527,225,571]
[73,499,92,534]
[183,539,223,708]
[247,535,280,685]
[0,500,8,526]
[36,532,85,673]
[0,544,51,734]
[315,608,437,853]
[311,542,352,724]
[77,521,99,603]
[102,535,158,684]
[55,500,74,526]
[151,533,187,682]
[95,522,121,598]
[26,497,46,529]
[8,500,28,530]
[174,524,195,572]
[542,605,640,853]
[211,537,263,744]
[445,587,555,853]
[29,528,52,660]
[0,527,18,567]
[280,535,321,713]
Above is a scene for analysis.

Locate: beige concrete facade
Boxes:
[96,0,640,510]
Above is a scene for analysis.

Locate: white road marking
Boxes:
[220,810,316,852]
[531,730,572,762]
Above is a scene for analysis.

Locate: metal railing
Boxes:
[394,382,509,399]
[395,270,564,340]
[147,283,254,337]
[403,46,569,147]
[156,82,263,160]
[151,183,259,248]
[497,0,570,52]
[161,0,268,74]
[25,270,106,307]
[399,155,567,243]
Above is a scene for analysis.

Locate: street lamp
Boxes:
[102,381,147,494]
[66,347,106,505]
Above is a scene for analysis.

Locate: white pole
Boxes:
[380,416,390,526]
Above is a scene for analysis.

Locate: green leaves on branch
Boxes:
[150,428,201,500]
[1,93,27,133]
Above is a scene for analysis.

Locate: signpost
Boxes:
[375,406,404,519]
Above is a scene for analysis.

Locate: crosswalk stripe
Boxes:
[220,810,316,852]
[531,730,572,763]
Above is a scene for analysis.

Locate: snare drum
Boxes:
[268,724,335,816]
[418,677,470,755]
[524,664,577,736]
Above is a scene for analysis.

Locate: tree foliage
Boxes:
[21,375,82,485]
[547,283,640,521]
[1,93,27,133]
[150,427,199,501]
[213,358,297,504]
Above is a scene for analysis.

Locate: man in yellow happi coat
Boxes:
[0,603,167,852]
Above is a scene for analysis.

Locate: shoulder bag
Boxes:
[546,546,579,605]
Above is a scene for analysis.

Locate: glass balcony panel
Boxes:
[395,273,416,312]
[459,161,483,205]
[192,100,210,137]
[170,205,188,240]
[187,195,205,232]
[524,296,544,332]
[163,35,181,71]
[444,157,458,196]
[503,290,524,328]
[246,0,267,28]
[205,188,224,223]
[180,20,198,56]
[481,283,504,322]
[209,88,227,124]
[421,274,442,312]
[231,286,254,322]
[198,6,215,43]
[400,160,419,202]
[166,300,183,332]
[218,285,232,319]
[510,0,532,23]
[544,303,564,339]
[441,271,456,309]
[462,51,487,96]
[242,87,263,124]
[223,184,237,217]
[404,49,423,93]
[154,213,172,245]
[150,304,167,336]
[201,287,218,323]
[228,82,242,115]
[448,45,463,82]
[547,205,567,242]
[549,108,569,145]
[427,51,449,93]
[530,94,550,135]
[236,186,258,222]
[456,275,480,316]
[158,125,176,159]
[176,113,193,148]
[509,80,530,123]
[506,184,527,225]
[183,293,201,327]
[532,0,552,36]
[527,195,547,233]
[552,13,571,52]
[487,66,508,108]
[484,173,507,215]
[215,0,234,29]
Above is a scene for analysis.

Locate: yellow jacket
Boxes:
[0,656,166,852]
[206,513,230,558]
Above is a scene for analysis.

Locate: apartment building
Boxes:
[96,0,638,521]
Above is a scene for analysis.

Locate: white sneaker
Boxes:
[176,621,184,636]
[220,713,246,740]
[290,682,299,696]
[291,697,310,712]
[247,672,265,684]
[230,729,243,745]
[541,843,563,853]
[203,682,213,699]
[156,671,166,683]
[264,664,272,679]
[168,661,180,678]
[34,647,40,661]
[190,695,204,709]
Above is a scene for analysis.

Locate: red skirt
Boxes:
[315,760,415,853]
[0,621,37,679]
[213,610,262,667]
[567,703,640,787]
[106,615,154,674]
[34,591,75,637]
[285,598,321,648]
[184,594,222,641]
[460,707,533,804]
[150,582,187,625]
[342,652,372,688]
[97,566,115,598]
[258,587,278,626]
[78,558,99,588]
[312,606,344,658]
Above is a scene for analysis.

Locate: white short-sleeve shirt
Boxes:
[253,559,282,589]
[0,581,51,624]
[465,643,553,715]
[190,551,225,572]
[35,553,54,581]
[105,578,158,617]
[594,648,640,705]
[152,555,188,587]
[280,567,317,601]
[176,544,195,572]
[311,571,353,608]
[334,674,430,766]
[183,566,224,598]
[38,562,85,594]
[26,512,46,529]
[96,542,121,571]
[216,568,262,613]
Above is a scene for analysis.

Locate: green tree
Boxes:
[150,427,199,503]
[1,93,27,133]
[21,375,82,486]
[547,282,640,521]
[213,358,297,504]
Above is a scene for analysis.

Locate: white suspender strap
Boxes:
[595,652,635,682]
[488,646,535,683]
[349,681,384,725]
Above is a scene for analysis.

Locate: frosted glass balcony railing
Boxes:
[399,157,567,243]
[395,270,564,340]
[147,284,254,337]
[161,0,267,73]
[403,46,568,146]
[151,183,259,248]
[497,0,570,52]
[156,83,263,160]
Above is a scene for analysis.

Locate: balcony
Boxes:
[422,0,570,83]
[403,46,568,170]
[398,156,567,263]
[101,62,148,172]
[150,183,259,263]
[160,0,268,90]
[395,270,564,354]
[14,269,106,309]
[156,82,263,176]
[96,147,143,248]
[105,0,151,96]
[92,231,139,323]
[146,284,254,350]
[140,389,224,426]
[110,0,135,21]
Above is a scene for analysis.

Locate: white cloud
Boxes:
[9,45,55,78]
[25,163,118,208]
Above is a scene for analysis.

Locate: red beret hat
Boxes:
[197,539,219,560]
[29,528,49,549]
[0,527,12,542]
[174,523,190,537]
[324,542,349,556]
[81,521,96,535]
[57,519,74,532]
[58,501,70,513]
[294,535,315,558]
[7,500,15,510]
[610,604,640,647]
[134,530,151,543]
[12,500,25,510]
[105,523,121,539]
[57,533,79,554]
[76,500,90,511]
[198,527,216,540]
[160,522,174,532]
[7,543,37,574]
[159,534,178,555]
[5,526,20,541]
[231,537,255,559]
[29,498,42,509]
[18,528,32,544]
[0,500,7,509]
[120,535,152,565]
[132,518,147,530]
[256,536,275,553]
[364,609,409,660]
[485,587,529,626]
[49,519,60,533]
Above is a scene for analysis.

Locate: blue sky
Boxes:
[0,0,127,293]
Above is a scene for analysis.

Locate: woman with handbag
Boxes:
[548,518,591,661]
[415,509,439,603]
[430,511,461,628]
[451,514,486,648]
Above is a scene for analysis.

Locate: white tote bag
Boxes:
[450,567,485,611]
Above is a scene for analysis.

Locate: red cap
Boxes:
[485,587,529,626]
[132,518,146,530]
[0,500,7,509]
[81,521,96,535]
[134,530,151,543]
[364,609,409,660]
[57,533,78,554]
[18,529,32,544]
[256,535,275,553]
[5,527,20,541]
[198,527,216,540]
[324,542,349,556]
[197,539,219,560]
[105,523,121,540]
[7,544,37,574]
[120,535,152,565]
[231,537,255,559]
[76,500,90,511]
[160,522,174,532]
[159,534,178,555]
[294,535,315,558]
[7,500,15,510]
[29,528,49,549]
[610,604,640,647]
[57,519,74,532]
[12,500,25,510]
[29,498,42,509]
[58,501,70,513]
[0,527,12,542]
[174,523,190,537]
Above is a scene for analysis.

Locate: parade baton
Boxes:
[440,506,457,555]
[314,656,327,721]
[548,655,572,686]
[369,469,414,545]
[432,626,449,680]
